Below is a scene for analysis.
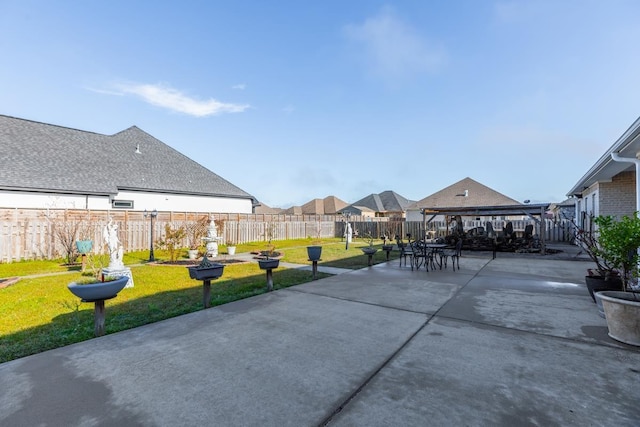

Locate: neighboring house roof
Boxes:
[0,115,255,201]
[407,177,521,209]
[254,203,284,214]
[343,190,414,214]
[300,196,348,215]
[322,196,348,214]
[282,196,347,215]
[567,115,640,197]
[339,205,376,216]
[283,205,303,215]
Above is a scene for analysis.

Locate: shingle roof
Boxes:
[348,190,414,213]
[0,115,255,201]
[254,202,284,214]
[300,196,348,215]
[407,177,520,209]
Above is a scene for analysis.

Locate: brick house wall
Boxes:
[599,171,636,217]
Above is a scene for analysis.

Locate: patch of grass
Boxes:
[0,262,331,363]
[0,238,400,363]
[279,239,399,269]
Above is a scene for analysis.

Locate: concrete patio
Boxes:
[1,244,639,426]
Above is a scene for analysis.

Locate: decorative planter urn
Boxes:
[598,291,640,346]
[188,261,225,281]
[258,259,280,270]
[361,247,378,255]
[258,258,279,292]
[76,240,93,255]
[585,275,623,303]
[307,246,322,261]
[187,256,225,308]
[67,276,128,302]
[67,276,129,337]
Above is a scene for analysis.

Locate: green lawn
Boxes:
[0,238,398,363]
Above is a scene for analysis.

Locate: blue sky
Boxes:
[2,1,640,208]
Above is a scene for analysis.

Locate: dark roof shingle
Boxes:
[0,115,254,201]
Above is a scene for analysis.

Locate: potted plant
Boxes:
[187,255,225,281]
[381,234,394,252]
[573,215,622,302]
[593,213,640,346]
[76,239,93,255]
[67,273,128,302]
[258,241,280,269]
[226,242,237,255]
[306,222,323,261]
[185,216,208,260]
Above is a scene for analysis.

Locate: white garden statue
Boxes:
[103,218,124,269]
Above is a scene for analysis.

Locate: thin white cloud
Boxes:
[114,82,250,117]
[282,105,295,114]
[232,83,246,90]
[344,6,446,80]
[84,86,125,96]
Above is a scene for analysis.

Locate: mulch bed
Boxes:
[151,259,248,267]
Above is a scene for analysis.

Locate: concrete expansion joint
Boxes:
[318,317,431,426]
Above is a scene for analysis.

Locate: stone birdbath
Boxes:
[187,256,225,308]
[67,276,129,337]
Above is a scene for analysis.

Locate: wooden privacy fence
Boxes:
[0,208,575,262]
[0,208,339,262]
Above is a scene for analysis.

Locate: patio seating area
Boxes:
[1,243,639,426]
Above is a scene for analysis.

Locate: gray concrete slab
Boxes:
[294,263,473,315]
[2,249,639,426]
[438,272,616,346]
[1,290,425,426]
[476,256,591,283]
[328,316,640,426]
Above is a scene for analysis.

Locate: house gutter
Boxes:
[610,152,640,213]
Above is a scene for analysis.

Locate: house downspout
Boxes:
[610,152,640,213]
[611,152,640,289]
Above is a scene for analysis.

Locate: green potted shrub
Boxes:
[573,215,622,302]
[593,213,640,346]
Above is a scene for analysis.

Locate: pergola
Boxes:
[419,203,551,253]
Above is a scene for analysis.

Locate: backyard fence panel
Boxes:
[0,208,574,262]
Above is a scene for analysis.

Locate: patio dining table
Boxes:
[425,243,448,269]
[411,241,448,270]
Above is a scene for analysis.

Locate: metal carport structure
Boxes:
[419,203,551,253]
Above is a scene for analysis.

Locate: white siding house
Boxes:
[0,115,257,213]
[567,116,640,224]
